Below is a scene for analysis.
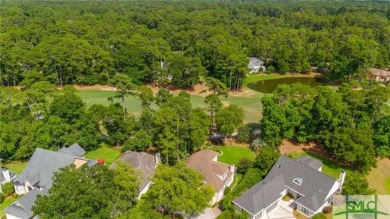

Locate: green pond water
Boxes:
[248,77,329,93]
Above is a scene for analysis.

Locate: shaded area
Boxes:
[248,77,329,94]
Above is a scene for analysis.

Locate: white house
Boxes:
[4,144,96,219]
[186,150,235,205]
[233,156,345,219]
[248,57,266,74]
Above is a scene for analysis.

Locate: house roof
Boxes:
[233,175,285,215]
[371,68,390,77]
[248,57,264,69]
[296,156,323,170]
[233,156,338,214]
[4,189,47,219]
[113,151,156,191]
[186,150,233,192]
[58,143,86,157]
[0,168,15,185]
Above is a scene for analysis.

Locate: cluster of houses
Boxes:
[1,142,345,219]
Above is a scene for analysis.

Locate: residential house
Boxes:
[4,144,96,219]
[371,68,390,83]
[0,159,16,193]
[248,57,266,74]
[186,150,235,205]
[233,156,345,218]
[112,151,158,199]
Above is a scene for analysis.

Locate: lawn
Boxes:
[243,73,292,85]
[367,158,390,194]
[3,161,28,174]
[213,145,256,165]
[77,89,263,123]
[84,145,121,164]
[0,196,17,217]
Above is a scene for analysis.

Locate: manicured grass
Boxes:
[77,89,263,123]
[0,196,17,217]
[243,73,291,85]
[367,158,390,194]
[386,178,390,194]
[213,145,256,165]
[3,161,28,174]
[84,145,121,164]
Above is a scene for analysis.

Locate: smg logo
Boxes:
[334,195,390,219]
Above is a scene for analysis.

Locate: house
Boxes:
[0,159,16,193]
[112,151,158,199]
[186,150,235,205]
[233,156,345,218]
[371,68,390,83]
[4,144,95,219]
[248,57,266,74]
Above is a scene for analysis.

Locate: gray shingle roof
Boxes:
[233,175,285,215]
[248,57,264,69]
[296,155,323,170]
[113,151,156,191]
[58,143,86,157]
[4,189,47,219]
[233,156,338,215]
[15,148,78,188]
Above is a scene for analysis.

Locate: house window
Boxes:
[301,207,310,216]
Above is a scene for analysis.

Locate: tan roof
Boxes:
[186,150,232,192]
[371,68,390,77]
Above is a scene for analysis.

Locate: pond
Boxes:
[247,76,329,93]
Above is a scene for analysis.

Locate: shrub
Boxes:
[267,66,276,73]
[1,182,15,196]
[224,187,231,196]
[313,212,327,219]
[237,125,251,143]
[236,157,254,174]
[322,206,332,214]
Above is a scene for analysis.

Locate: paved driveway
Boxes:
[267,205,295,219]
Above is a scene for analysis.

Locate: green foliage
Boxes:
[155,88,172,106]
[255,146,280,172]
[123,129,152,152]
[1,182,14,197]
[0,194,4,204]
[144,163,214,217]
[373,116,390,157]
[313,212,327,219]
[33,164,139,218]
[236,125,251,143]
[236,157,254,174]
[343,172,374,195]
[216,104,244,136]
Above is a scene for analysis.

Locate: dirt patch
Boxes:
[367,158,390,194]
[279,139,329,158]
[74,84,117,91]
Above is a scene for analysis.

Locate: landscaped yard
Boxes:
[0,196,17,217]
[213,145,256,165]
[367,158,390,194]
[84,145,121,164]
[3,161,28,174]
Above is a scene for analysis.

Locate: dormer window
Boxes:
[293,177,303,185]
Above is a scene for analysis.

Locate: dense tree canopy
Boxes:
[1,1,389,89]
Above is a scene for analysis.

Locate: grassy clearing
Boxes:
[3,161,28,174]
[213,145,256,165]
[77,89,263,123]
[85,145,121,164]
[367,158,390,194]
[243,73,291,85]
[0,196,17,217]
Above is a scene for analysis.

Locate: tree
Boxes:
[215,104,244,136]
[204,94,223,132]
[49,92,85,123]
[108,73,137,116]
[255,146,280,172]
[33,164,139,218]
[137,85,154,107]
[342,172,374,195]
[155,88,172,106]
[123,129,152,152]
[1,182,15,196]
[144,163,214,218]
[205,77,228,96]
[373,116,390,157]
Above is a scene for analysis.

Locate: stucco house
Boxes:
[248,57,266,74]
[370,68,390,83]
[233,156,345,218]
[4,143,96,219]
[112,151,158,199]
[186,150,235,205]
